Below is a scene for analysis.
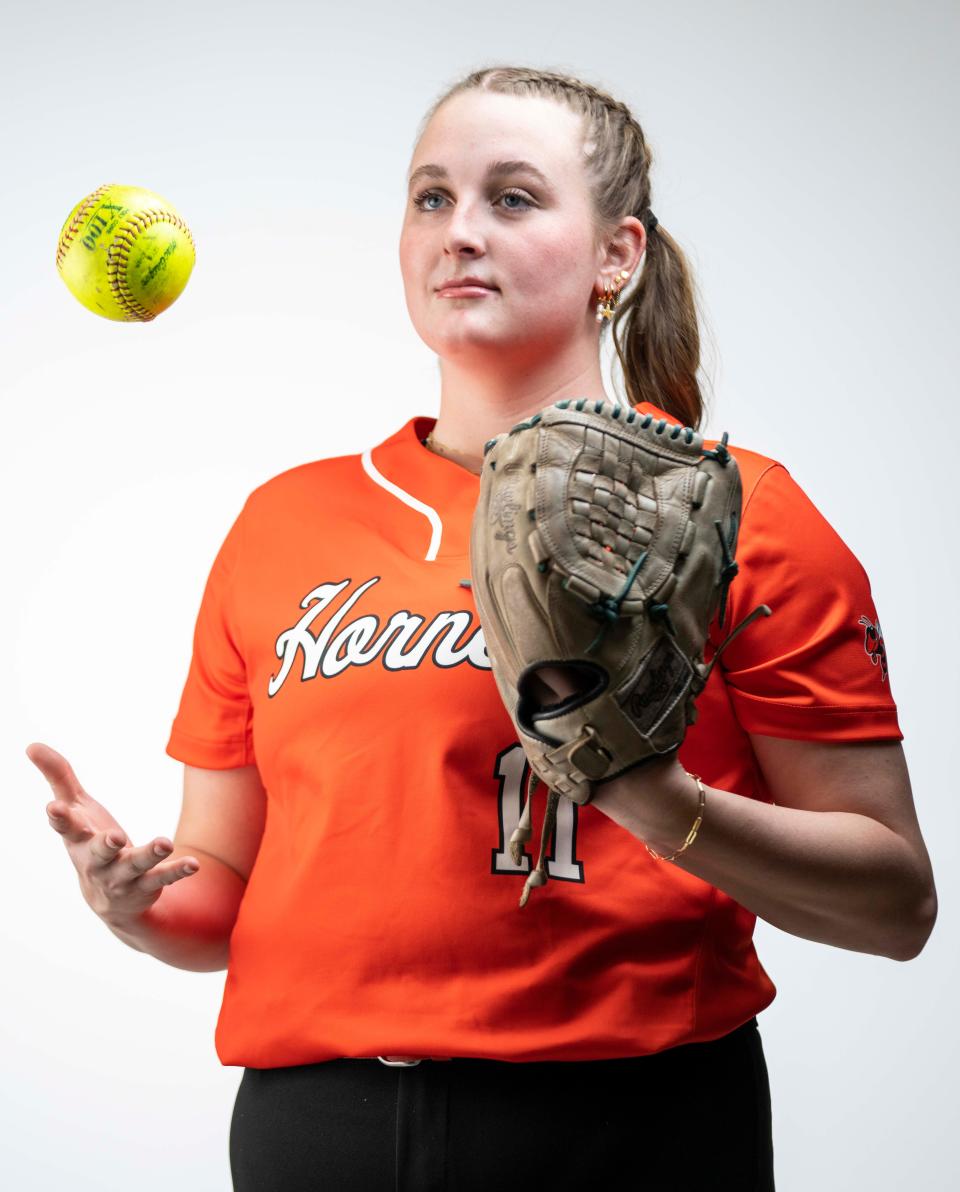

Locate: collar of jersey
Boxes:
[362,415,478,561]
[363,402,672,563]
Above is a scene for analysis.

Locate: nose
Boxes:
[442,198,486,259]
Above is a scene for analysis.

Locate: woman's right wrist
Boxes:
[101,903,156,953]
[100,850,244,972]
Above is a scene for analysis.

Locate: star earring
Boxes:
[596,270,631,323]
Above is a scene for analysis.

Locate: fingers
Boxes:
[45,800,92,842]
[89,828,141,867]
[144,856,201,892]
[45,803,197,887]
[122,836,177,875]
[36,749,129,852]
[28,742,85,806]
[133,844,201,895]
[528,665,586,703]
[87,829,171,871]
[46,802,69,832]
[92,830,199,890]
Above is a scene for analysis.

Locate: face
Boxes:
[399,90,607,368]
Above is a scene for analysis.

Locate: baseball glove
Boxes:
[467,398,772,907]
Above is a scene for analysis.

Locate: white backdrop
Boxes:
[3,1,956,1188]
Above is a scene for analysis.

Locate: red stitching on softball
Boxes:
[55,182,114,271]
[105,207,195,321]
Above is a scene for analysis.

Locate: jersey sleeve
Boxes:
[165,500,256,768]
[710,461,902,742]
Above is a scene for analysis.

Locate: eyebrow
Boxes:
[407,159,553,192]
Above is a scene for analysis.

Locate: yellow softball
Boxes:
[55,183,196,322]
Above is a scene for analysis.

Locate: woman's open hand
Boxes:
[29,741,200,925]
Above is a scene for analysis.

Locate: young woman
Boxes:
[33,65,937,1191]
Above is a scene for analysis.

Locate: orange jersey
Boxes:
[165,401,901,1067]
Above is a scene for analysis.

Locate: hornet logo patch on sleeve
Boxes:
[858,614,888,683]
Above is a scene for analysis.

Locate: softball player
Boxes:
[35,65,935,1192]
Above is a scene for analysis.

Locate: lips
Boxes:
[435,278,497,292]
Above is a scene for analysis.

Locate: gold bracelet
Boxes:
[645,772,706,862]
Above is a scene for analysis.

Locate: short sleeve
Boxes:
[710,462,903,742]
[165,500,256,768]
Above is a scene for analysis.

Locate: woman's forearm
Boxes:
[102,847,244,972]
[591,759,933,962]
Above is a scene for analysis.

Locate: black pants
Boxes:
[230,1016,774,1191]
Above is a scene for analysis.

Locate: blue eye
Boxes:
[412,188,534,212]
[500,190,532,210]
[412,190,444,211]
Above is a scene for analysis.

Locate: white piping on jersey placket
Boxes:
[361,448,444,562]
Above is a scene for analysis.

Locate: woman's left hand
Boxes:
[590,750,696,841]
[528,665,697,841]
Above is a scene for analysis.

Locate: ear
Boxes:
[596,215,647,290]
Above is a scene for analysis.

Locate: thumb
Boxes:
[26,742,85,807]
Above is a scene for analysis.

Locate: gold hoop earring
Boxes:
[595,269,631,323]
